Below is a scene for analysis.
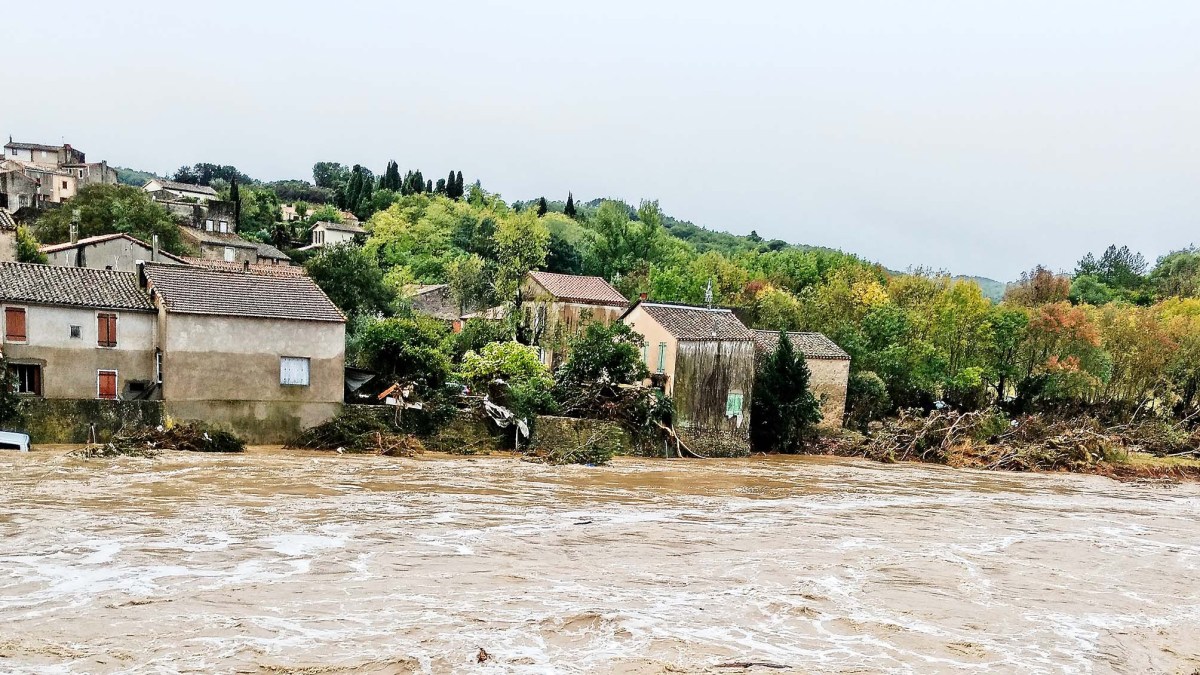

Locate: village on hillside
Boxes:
[3,136,1200,477]
[0,137,850,458]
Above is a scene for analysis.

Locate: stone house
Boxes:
[0,261,346,442]
[141,263,345,441]
[0,263,160,401]
[40,233,188,272]
[752,330,850,429]
[621,301,757,456]
[302,220,366,249]
[407,284,461,321]
[4,140,86,167]
[143,179,219,203]
[519,271,630,368]
[0,210,15,262]
[1,141,117,214]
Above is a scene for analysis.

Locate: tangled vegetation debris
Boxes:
[820,407,1200,480]
[72,423,245,458]
[288,407,425,456]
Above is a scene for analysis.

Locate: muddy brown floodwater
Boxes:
[1,449,1199,674]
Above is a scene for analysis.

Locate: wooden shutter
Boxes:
[98,371,118,399]
[97,313,117,348]
[4,307,27,342]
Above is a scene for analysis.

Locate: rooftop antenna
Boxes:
[704,278,714,308]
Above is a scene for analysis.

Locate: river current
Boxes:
[1,449,1198,674]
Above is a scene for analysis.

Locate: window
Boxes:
[70,325,81,339]
[725,391,744,417]
[218,221,228,233]
[205,219,214,231]
[641,343,648,366]
[97,313,118,348]
[224,247,236,262]
[155,349,163,383]
[12,364,42,396]
[281,357,310,386]
[4,307,27,342]
[98,370,118,400]
[61,180,68,190]
[656,342,667,374]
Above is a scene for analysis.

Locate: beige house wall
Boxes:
[45,238,159,272]
[621,305,679,393]
[158,312,345,442]
[0,231,14,262]
[1,303,157,398]
[807,358,849,429]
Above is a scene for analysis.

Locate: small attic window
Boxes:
[69,325,81,339]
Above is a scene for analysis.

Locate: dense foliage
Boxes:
[32,184,187,254]
[750,333,823,452]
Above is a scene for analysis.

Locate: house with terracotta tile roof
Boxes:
[621,300,757,456]
[40,232,189,272]
[752,330,850,429]
[518,270,630,368]
[0,261,345,442]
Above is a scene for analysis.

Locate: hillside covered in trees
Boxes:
[96,159,1200,429]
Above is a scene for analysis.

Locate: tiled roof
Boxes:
[629,302,754,341]
[38,232,189,263]
[181,257,307,278]
[527,271,629,306]
[255,242,292,261]
[0,262,154,311]
[0,210,15,231]
[5,141,63,152]
[179,226,258,249]
[752,330,851,360]
[146,179,218,196]
[313,220,366,234]
[411,284,448,296]
[142,263,344,323]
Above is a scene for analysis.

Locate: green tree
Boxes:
[305,243,394,318]
[313,162,350,189]
[564,192,576,218]
[536,197,548,217]
[446,253,490,314]
[1150,247,1200,299]
[355,316,451,392]
[556,321,648,386]
[14,226,47,264]
[229,176,241,229]
[494,210,550,299]
[32,184,186,254]
[750,332,823,452]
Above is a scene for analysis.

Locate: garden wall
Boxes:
[12,399,164,444]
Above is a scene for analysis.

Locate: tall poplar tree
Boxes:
[229,176,241,230]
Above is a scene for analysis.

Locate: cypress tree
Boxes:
[426,179,433,193]
[565,192,576,218]
[447,170,457,199]
[455,171,464,199]
[436,178,446,194]
[414,170,425,193]
[537,197,548,217]
[345,167,363,210]
[229,176,241,230]
[749,332,823,453]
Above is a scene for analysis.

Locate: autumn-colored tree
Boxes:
[1004,265,1071,307]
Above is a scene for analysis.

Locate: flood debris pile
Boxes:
[73,423,246,458]
[288,407,425,456]
[829,408,1123,472]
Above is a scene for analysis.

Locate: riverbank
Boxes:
[2,449,1198,673]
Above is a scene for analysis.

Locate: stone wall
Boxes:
[421,410,508,454]
[529,415,631,454]
[12,398,163,443]
[808,358,850,429]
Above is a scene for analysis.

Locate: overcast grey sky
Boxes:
[5,1,1197,280]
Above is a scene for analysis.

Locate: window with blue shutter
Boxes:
[657,342,667,374]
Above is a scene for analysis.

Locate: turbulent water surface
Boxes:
[1,449,1198,674]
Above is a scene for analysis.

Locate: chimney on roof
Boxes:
[243,260,250,272]
[151,234,159,263]
[639,292,647,302]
